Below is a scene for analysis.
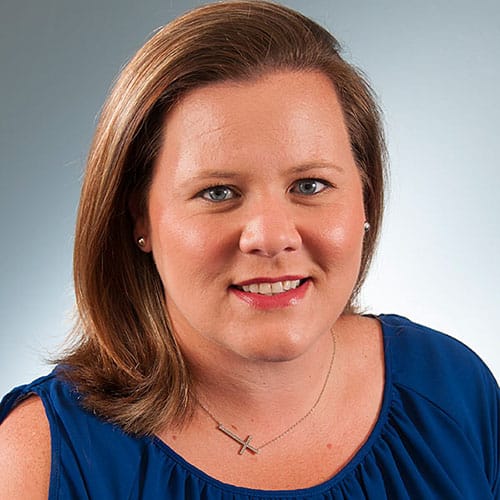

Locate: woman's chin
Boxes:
[228,330,323,364]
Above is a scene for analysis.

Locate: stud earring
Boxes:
[363,221,371,232]
[137,237,146,248]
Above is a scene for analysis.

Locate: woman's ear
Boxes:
[129,194,152,253]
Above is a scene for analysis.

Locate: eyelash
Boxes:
[290,178,332,196]
[198,178,332,203]
[198,184,240,202]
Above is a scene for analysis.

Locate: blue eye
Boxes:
[292,179,330,195]
[200,185,236,202]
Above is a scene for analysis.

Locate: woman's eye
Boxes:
[292,178,330,195]
[200,185,236,202]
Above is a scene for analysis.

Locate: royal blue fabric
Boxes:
[1,315,499,499]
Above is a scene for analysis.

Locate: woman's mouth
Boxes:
[230,277,310,309]
[233,279,307,296]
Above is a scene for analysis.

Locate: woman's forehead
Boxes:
[153,70,352,175]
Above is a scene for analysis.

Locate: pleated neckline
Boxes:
[149,316,395,497]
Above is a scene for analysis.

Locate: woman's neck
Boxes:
[185,326,337,432]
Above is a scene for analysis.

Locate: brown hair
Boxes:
[60,0,386,435]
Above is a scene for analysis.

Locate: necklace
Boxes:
[197,331,336,455]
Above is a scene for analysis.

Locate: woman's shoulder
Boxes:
[0,370,148,498]
[379,313,497,386]
[0,371,84,438]
[0,395,50,499]
[379,314,498,457]
[0,373,66,498]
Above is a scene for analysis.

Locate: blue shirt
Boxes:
[1,315,499,499]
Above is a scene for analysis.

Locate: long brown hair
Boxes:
[60,0,386,435]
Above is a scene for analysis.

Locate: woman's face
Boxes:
[136,71,366,363]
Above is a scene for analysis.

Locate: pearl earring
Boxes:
[137,237,146,247]
[363,221,371,232]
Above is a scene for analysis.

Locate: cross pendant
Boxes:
[217,424,259,455]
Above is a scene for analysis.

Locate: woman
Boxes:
[1,1,498,498]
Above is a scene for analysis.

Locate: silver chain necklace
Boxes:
[197,331,336,455]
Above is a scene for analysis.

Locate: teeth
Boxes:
[240,280,302,295]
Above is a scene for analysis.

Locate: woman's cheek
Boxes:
[153,215,230,281]
[316,219,364,260]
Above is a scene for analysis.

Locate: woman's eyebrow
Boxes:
[188,170,241,181]
[288,162,345,175]
[177,170,242,189]
[192,163,344,178]
[179,163,345,188]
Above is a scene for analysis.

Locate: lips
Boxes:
[235,279,303,295]
[233,276,307,294]
[230,277,310,309]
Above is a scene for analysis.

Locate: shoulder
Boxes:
[379,314,498,390]
[0,395,50,499]
[0,370,148,498]
[381,315,498,465]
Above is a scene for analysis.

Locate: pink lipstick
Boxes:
[230,276,310,309]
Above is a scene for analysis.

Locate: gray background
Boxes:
[1,0,499,395]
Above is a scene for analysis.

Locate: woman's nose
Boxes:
[238,203,302,257]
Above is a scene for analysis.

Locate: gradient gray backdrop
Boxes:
[1,0,499,395]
